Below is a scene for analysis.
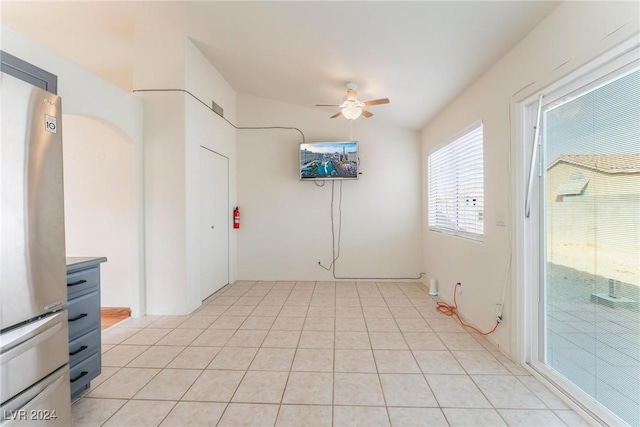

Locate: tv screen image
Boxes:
[300,141,358,180]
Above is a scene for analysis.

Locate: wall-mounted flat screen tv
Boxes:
[300,141,358,180]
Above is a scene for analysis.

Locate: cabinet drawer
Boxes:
[67,291,100,340]
[69,352,100,397]
[66,267,99,299]
[68,328,100,367]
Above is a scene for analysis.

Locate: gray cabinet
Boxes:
[66,257,106,398]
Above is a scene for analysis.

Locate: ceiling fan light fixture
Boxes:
[342,105,362,120]
[317,82,388,120]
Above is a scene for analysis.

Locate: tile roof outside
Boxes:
[548,154,640,173]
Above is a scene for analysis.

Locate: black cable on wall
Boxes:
[132,88,306,142]
[319,181,425,281]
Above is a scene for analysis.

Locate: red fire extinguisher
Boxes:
[233,207,240,229]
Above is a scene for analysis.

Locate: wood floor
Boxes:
[100,307,130,330]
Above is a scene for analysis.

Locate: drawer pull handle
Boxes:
[70,371,88,383]
[69,345,88,356]
[67,279,87,287]
[69,313,88,322]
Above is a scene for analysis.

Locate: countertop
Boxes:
[66,256,108,270]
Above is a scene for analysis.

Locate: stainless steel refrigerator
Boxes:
[1,72,71,425]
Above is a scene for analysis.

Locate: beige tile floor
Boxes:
[72,281,590,426]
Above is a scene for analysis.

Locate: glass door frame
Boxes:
[513,37,639,426]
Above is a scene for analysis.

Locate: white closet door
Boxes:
[200,147,229,300]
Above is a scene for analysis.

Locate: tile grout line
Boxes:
[181,280,259,427]
[210,281,259,426]
[215,280,287,427]
[397,282,446,412]
[173,280,258,427]
[375,281,400,427]
[274,280,318,426]
[331,281,337,427]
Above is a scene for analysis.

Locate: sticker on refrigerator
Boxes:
[45,114,57,133]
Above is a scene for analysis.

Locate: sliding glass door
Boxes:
[527,48,639,425]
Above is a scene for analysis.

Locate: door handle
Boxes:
[70,371,88,383]
[69,345,88,356]
[68,313,88,322]
[525,94,544,218]
[67,279,87,287]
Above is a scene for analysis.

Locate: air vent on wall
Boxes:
[211,100,223,118]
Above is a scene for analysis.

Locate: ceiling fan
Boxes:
[316,82,389,120]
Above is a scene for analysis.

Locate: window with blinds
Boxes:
[428,124,484,240]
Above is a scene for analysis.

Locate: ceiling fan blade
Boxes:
[363,98,390,106]
[346,89,357,101]
[361,109,373,118]
[316,104,341,107]
[330,111,342,119]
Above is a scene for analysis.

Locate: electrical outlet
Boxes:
[457,282,462,293]
[317,258,322,265]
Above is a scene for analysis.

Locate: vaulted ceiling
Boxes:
[1,1,559,130]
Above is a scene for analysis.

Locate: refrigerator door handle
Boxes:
[0,314,65,362]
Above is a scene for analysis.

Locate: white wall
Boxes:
[62,115,137,308]
[135,28,238,315]
[185,41,237,125]
[2,24,146,316]
[237,94,423,281]
[420,1,640,355]
[140,92,188,315]
[185,40,238,310]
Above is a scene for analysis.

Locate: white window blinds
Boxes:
[428,124,484,240]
